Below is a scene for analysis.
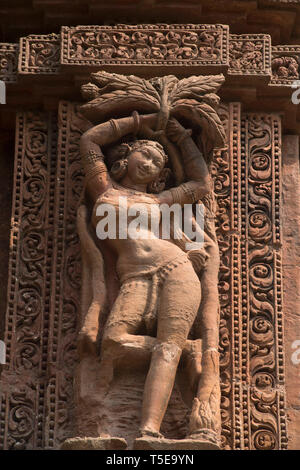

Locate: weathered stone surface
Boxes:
[1,0,300,45]
[2,27,300,133]
[0,97,291,450]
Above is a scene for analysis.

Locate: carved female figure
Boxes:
[79,112,212,436]
[73,72,226,449]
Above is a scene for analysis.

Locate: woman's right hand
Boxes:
[166,118,187,143]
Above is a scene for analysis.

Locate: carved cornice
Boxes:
[60,24,229,67]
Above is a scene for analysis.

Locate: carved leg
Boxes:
[78,300,101,356]
[139,260,201,439]
[188,349,221,446]
[99,329,157,389]
[98,277,153,388]
[187,255,221,447]
[182,338,203,393]
[140,341,182,436]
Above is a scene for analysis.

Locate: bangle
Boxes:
[170,182,199,204]
[132,110,141,136]
[170,186,182,204]
[85,165,108,185]
[109,119,122,140]
[85,149,103,165]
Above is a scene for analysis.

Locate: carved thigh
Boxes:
[103,278,152,335]
[157,262,201,348]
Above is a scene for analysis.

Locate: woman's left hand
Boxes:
[138,113,166,141]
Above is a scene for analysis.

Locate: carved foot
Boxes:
[60,436,127,450]
[139,428,164,439]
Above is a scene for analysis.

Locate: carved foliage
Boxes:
[214,108,287,451]
[212,108,233,450]
[1,27,300,92]
[61,24,229,66]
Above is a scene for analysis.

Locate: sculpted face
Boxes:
[127,146,165,184]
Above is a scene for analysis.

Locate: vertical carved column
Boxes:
[240,113,288,450]
[0,111,57,449]
[44,101,90,448]
[214,103,242,450]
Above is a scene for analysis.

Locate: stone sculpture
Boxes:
[62,72,226,450]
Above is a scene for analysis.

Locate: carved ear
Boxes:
[110,159,128,181]
[148,168,171,193]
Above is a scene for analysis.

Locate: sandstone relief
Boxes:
[0,18,292,450]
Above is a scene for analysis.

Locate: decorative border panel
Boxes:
[18,34,60,75]
[270,45,300,85]
[61,24,229,67]
[240,113,288,450]
[0,111,57,449]
[214,102,242,450]
[0,43,18,83]
[229,34,272,76]
[44,101,91,448]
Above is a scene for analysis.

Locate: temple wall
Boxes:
[0,4,299,449]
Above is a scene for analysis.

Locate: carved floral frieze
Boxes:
[229,34,272,76]
[61,24,229,67]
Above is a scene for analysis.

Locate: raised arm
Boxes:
[159,118,211,206]
[80,113,158,202]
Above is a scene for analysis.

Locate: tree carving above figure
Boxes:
[61,71,227,451]
[80,71,226,161]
